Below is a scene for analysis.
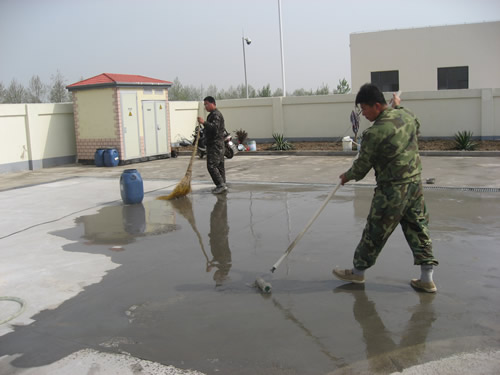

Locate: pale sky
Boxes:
[1,0,499,93]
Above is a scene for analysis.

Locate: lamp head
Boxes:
[244,37,251,45]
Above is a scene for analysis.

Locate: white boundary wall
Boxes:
[0,103,75,173]
[169,88,500,143]
[1,89,499,173]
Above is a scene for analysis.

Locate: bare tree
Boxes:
[204,84,218,99]
[4,79,27,103]
[27,75,47,103]
[49,70,70,103]
[168,77,185,101]
[0,82,5,103]
[168,77,203,101]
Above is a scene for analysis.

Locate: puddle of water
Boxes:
[1,185,499,375]
[75,200,179,245]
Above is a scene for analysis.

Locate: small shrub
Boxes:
[271,133,293,151]
[235,128,248,144]
[454,131,477,151]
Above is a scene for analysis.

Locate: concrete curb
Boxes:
[420,150,500,157]
[179,150,500,157]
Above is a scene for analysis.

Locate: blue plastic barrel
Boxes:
[120,169,144,204]
[94,149,106,167]
[104,148,120,167]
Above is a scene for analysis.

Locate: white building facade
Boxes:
[350,21,500,92]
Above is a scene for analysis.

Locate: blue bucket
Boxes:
[104,148,120,167]
[120,169,144,205]
[94,149,106,167]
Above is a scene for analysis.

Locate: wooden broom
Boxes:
[157,126,201,200]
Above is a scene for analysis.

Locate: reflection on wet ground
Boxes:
[1,184,499,374]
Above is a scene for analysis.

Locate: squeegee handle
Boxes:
[271,180,342,272]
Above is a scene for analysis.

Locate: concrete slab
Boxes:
[1,155,499,374]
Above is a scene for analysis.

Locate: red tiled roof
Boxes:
[67,73,172,89]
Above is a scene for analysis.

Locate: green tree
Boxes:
[272,87,283,97]
[217,84,256,100]
[239,84,256,98]
[257,84,272,97]
[217,86,238,100]
[292,88,313,96]
[4,79,27,103]
[315,83,330,95]
[334,78,351,94]
[49,70,70,102]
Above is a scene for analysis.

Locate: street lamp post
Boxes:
[278,0,286,97]
[242,35,251,98]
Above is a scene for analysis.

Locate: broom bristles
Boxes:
[158,126,201,200]
[157,174,192,200]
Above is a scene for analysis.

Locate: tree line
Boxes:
[0,71,71,104]
[168,77,351,101]
[0,72,351,103]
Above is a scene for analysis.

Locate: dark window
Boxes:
[438,66,468,90]
[371,70,399,92]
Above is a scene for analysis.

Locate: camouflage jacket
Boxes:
[204,109,225,151]
[345,106,422,185]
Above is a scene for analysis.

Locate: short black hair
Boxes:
[204,96,216,104]
[355,84,386,106]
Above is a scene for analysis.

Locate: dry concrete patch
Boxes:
[0,349,206,375]
[390,349,500,375]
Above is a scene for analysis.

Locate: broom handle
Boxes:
[187,126,201,171]
[271,180,342,272]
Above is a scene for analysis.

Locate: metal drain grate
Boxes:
[423,185,500,193]
[227,181,500,193]
[354,183,500,193]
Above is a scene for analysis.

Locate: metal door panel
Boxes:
[120,92,141,159]
[142,101,157,155]
[155,101,168,154]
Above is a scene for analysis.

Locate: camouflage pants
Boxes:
[207,144,225,187]
[353,182,438,270]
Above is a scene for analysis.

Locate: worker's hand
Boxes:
[391,93,401,108]
[339,173,350,186]
[197,116,205,124]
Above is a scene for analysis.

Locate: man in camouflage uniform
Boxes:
[197,96,227,194]
[333,84,438,293]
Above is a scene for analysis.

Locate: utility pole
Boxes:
[278,0,286,97]
[242,33,251,98]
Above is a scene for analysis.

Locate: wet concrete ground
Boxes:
[1,170,499,374]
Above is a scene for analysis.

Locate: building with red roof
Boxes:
[67,73,173,164]
[67,73,173,91]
